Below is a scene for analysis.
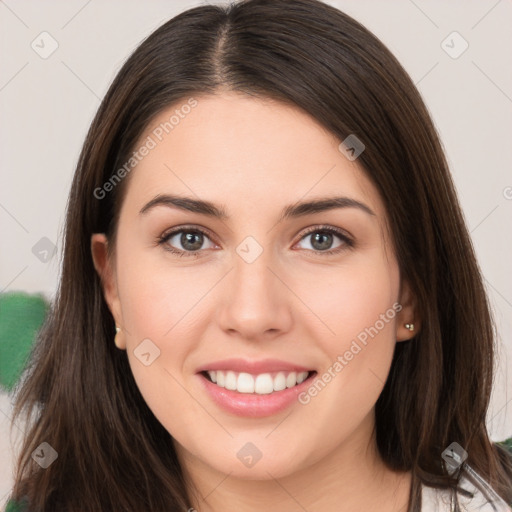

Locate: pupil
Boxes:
[181,232,203,251]
[312,232,332,251]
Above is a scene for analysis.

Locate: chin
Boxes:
[200,445,308,480]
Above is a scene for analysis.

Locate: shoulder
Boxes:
[421,475,512,512]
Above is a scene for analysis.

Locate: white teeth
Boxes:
[273,372,287,391]
[296,372,307,384]
[254,374,274,394]
[225,371,237,391]
[286,372,297,388]
[237,372,255,393]
[205,370,310,394]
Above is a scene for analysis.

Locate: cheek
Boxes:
[113,236,232,420]
[297,252,400,409]
[303,252,399,349]
[115,236,205,340]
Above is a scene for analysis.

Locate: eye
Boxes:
[158,226,216,257]
[294,226,353,254]
[157,224,353,258]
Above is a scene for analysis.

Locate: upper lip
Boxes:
[196,358,314,375]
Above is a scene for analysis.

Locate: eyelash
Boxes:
[157,224,354,258]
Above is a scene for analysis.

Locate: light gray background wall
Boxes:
[1,0,511,506]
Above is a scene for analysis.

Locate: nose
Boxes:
[216,249,293,341]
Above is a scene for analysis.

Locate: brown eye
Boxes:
[159,228,216,256]
[295,227,353,254]
[309,232,336,251]
[177,231,204,251]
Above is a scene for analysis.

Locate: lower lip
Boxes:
[197,372,316,418]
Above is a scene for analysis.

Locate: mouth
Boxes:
[198,369,318,417]
[195,358,318,417]
[200,369,316,395]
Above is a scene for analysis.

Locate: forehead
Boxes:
[120,92,385,220]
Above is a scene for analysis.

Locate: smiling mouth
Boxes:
[201,370,317,395]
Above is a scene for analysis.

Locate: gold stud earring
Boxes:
[114,326,122,349]
[404,323,415,332]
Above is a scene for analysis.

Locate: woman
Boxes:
[7,0,512,510]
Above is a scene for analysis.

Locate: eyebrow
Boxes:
[139,194,375,220]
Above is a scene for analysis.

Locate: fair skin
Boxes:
[91,91,418,512]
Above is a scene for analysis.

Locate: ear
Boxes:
[91,233,126,349]
[395,280,420,342]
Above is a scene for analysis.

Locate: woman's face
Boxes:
[92,92,415,480]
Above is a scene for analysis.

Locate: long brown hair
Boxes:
[9,0,512,510]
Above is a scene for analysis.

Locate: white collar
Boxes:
[421,475,511,511]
